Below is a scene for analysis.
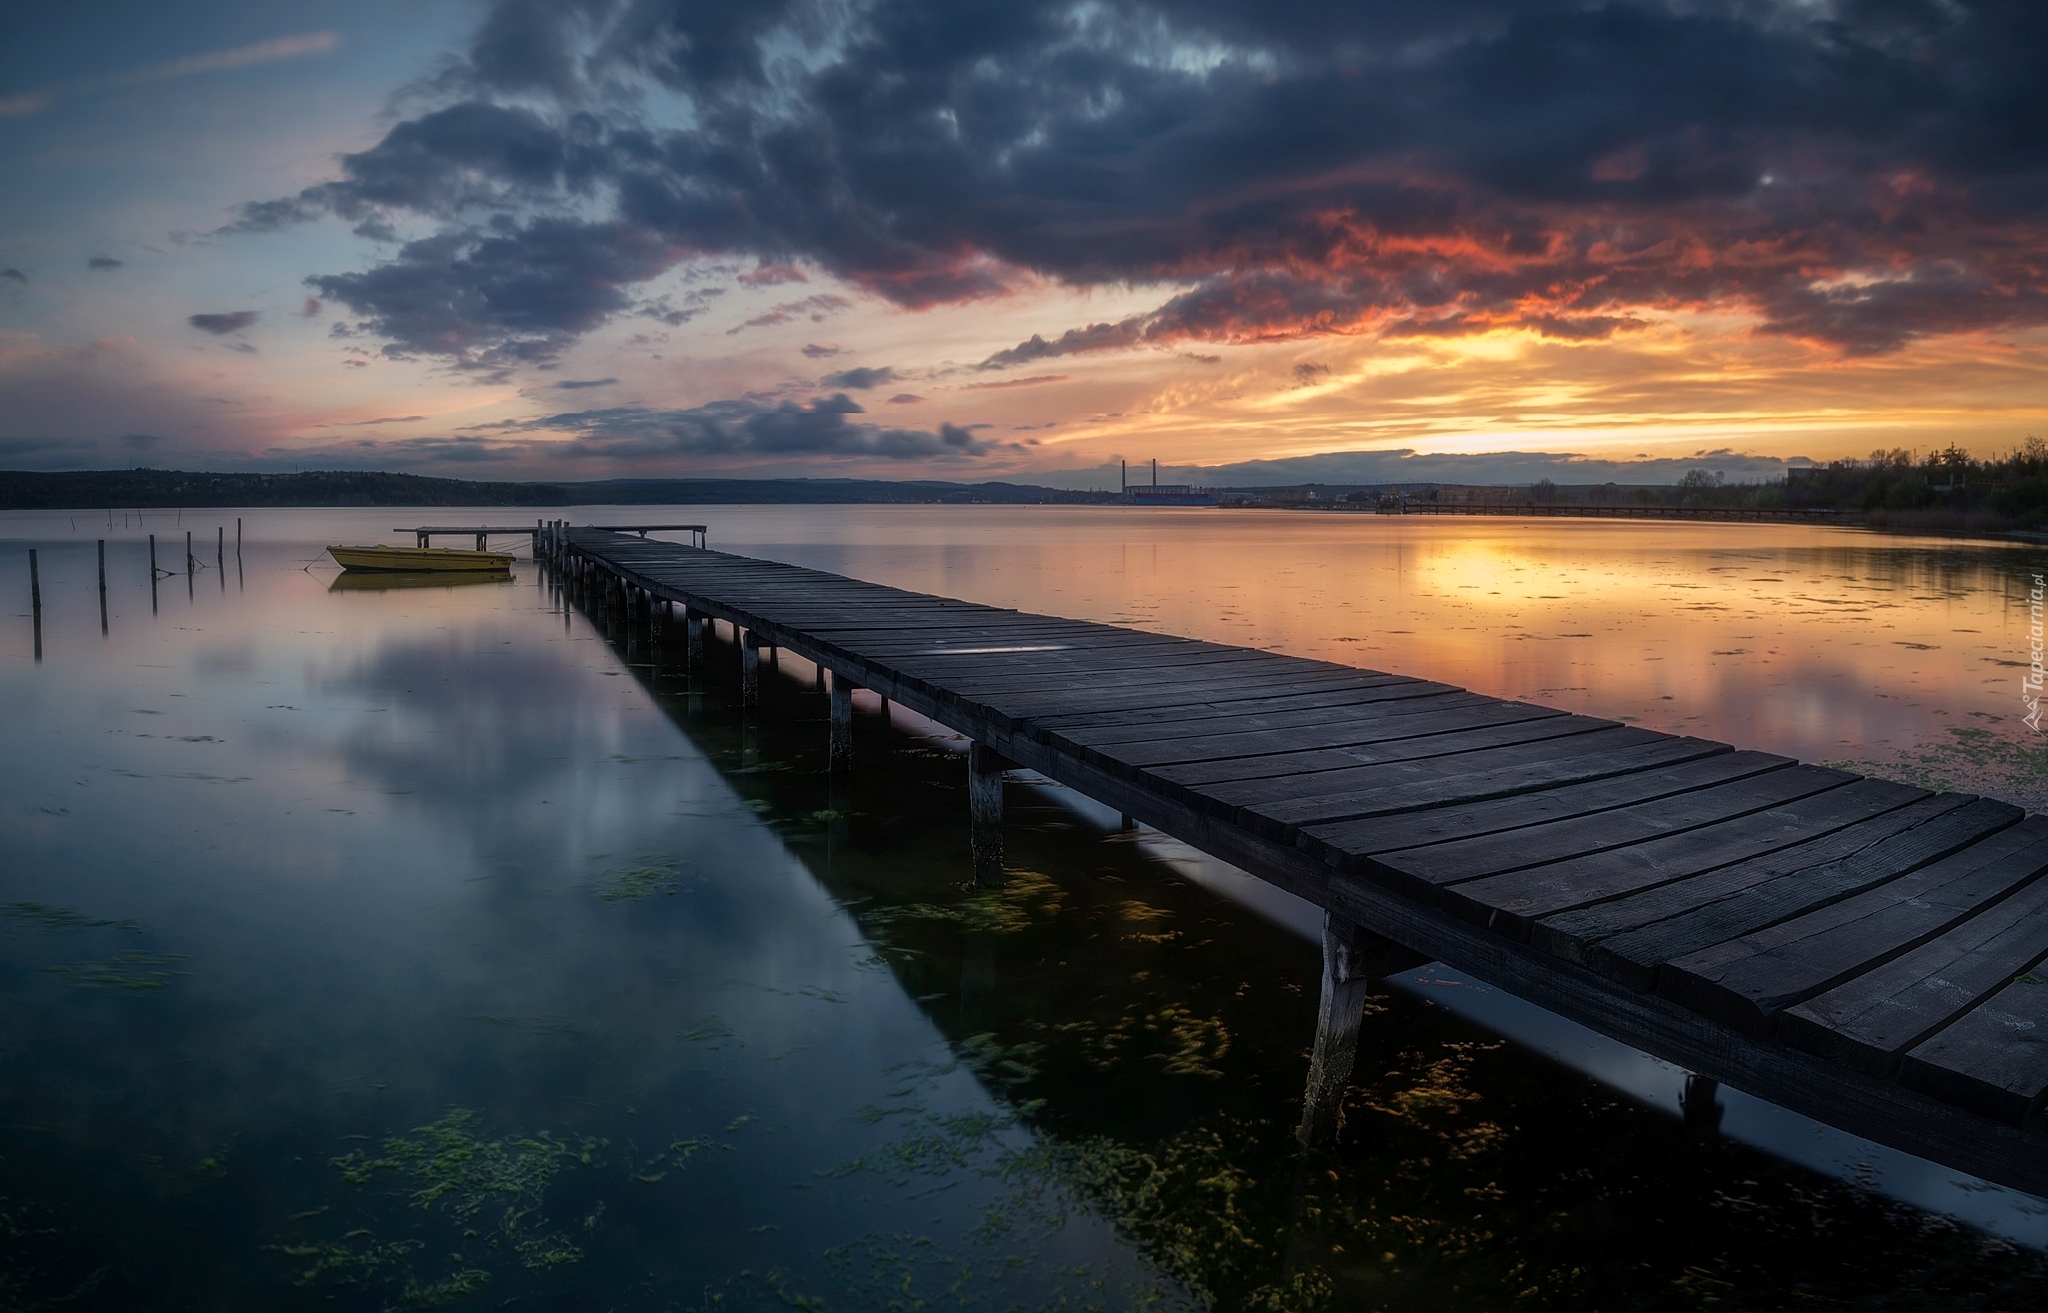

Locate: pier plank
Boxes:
[1153,714,1624,788]
[1779,874,2048,1075]
[1901,980,2048,1124]
[1658,819,2048,1031]
[1299,751,1797,877]
[1238,732,1726,839]
[1095,699,1560,770]
[1444,777,1929,939]
[1364,763,1850,900]
[1539,796,2017,988]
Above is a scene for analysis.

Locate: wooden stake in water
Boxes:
[29,549,41,664]
[216,525,223,567]
[98,539,107,635]
[185,530,193,573]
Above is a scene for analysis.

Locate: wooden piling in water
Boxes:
[97,540,107,635]
[1298,916,1430,1147]
[741,629,761,707]
[1682,1074,1723,1142]
[828,674,855,770]
[968,742,1009,886]
[28,549,40,663]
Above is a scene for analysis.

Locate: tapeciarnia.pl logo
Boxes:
[2027,573,2045,733]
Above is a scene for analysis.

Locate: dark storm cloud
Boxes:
[552,376,619,389]
[87,256,122,270]
[531,392,1009,461]
[306,219,674,370]
[0,268,25,283]
[188,310,259,334]
[818,365,895,389]
[237,0,2048,365]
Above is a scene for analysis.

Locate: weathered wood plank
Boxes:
[1238,732,1727,841]
[1029,678,1424,733]
[1658,819,2048,1032]
[1538,796,2016,989]
[1779,874,2048,1076]
[1367,763,1850,903]
[983,668,1391,722]
[1301,751,1796,879]
[1899,977,2048,1124]
[1443,777,1928,940]
[1093,699,1559,770]
[1153,714,1623,789]
[1049,681,1458,747]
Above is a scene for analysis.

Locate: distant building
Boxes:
[1121,458,1217,506]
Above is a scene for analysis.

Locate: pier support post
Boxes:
[1681,1073,1723,1143]
[741,629,760,707]
[687,609,704,666]
[968,742,1011,886]
[828,673,855,769]
[1297,914,1430,1147]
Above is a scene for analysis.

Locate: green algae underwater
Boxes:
[8,509,2048,1311]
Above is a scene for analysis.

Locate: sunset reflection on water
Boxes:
[699,508,2047,795]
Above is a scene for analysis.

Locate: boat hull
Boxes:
[328,545,516,572]
[327,569,511,591]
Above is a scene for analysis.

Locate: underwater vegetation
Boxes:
[591,855,701,902]
[1834,724,2048,813]
[276,1109,605,1308]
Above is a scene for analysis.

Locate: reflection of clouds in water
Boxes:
[1,556,1157,1302]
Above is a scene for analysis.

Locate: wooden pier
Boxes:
[544,523,2048,1196]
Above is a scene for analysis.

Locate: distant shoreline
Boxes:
[0,468,1118,511]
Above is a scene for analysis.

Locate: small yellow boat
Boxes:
[328,544,516,572]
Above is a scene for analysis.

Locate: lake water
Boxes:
[7,505,2048,1310]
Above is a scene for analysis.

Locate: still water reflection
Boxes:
[5,507,2048,1310]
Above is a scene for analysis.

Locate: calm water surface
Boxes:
[6,506,2048,1311]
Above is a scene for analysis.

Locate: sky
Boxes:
[1,0,2045,488]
